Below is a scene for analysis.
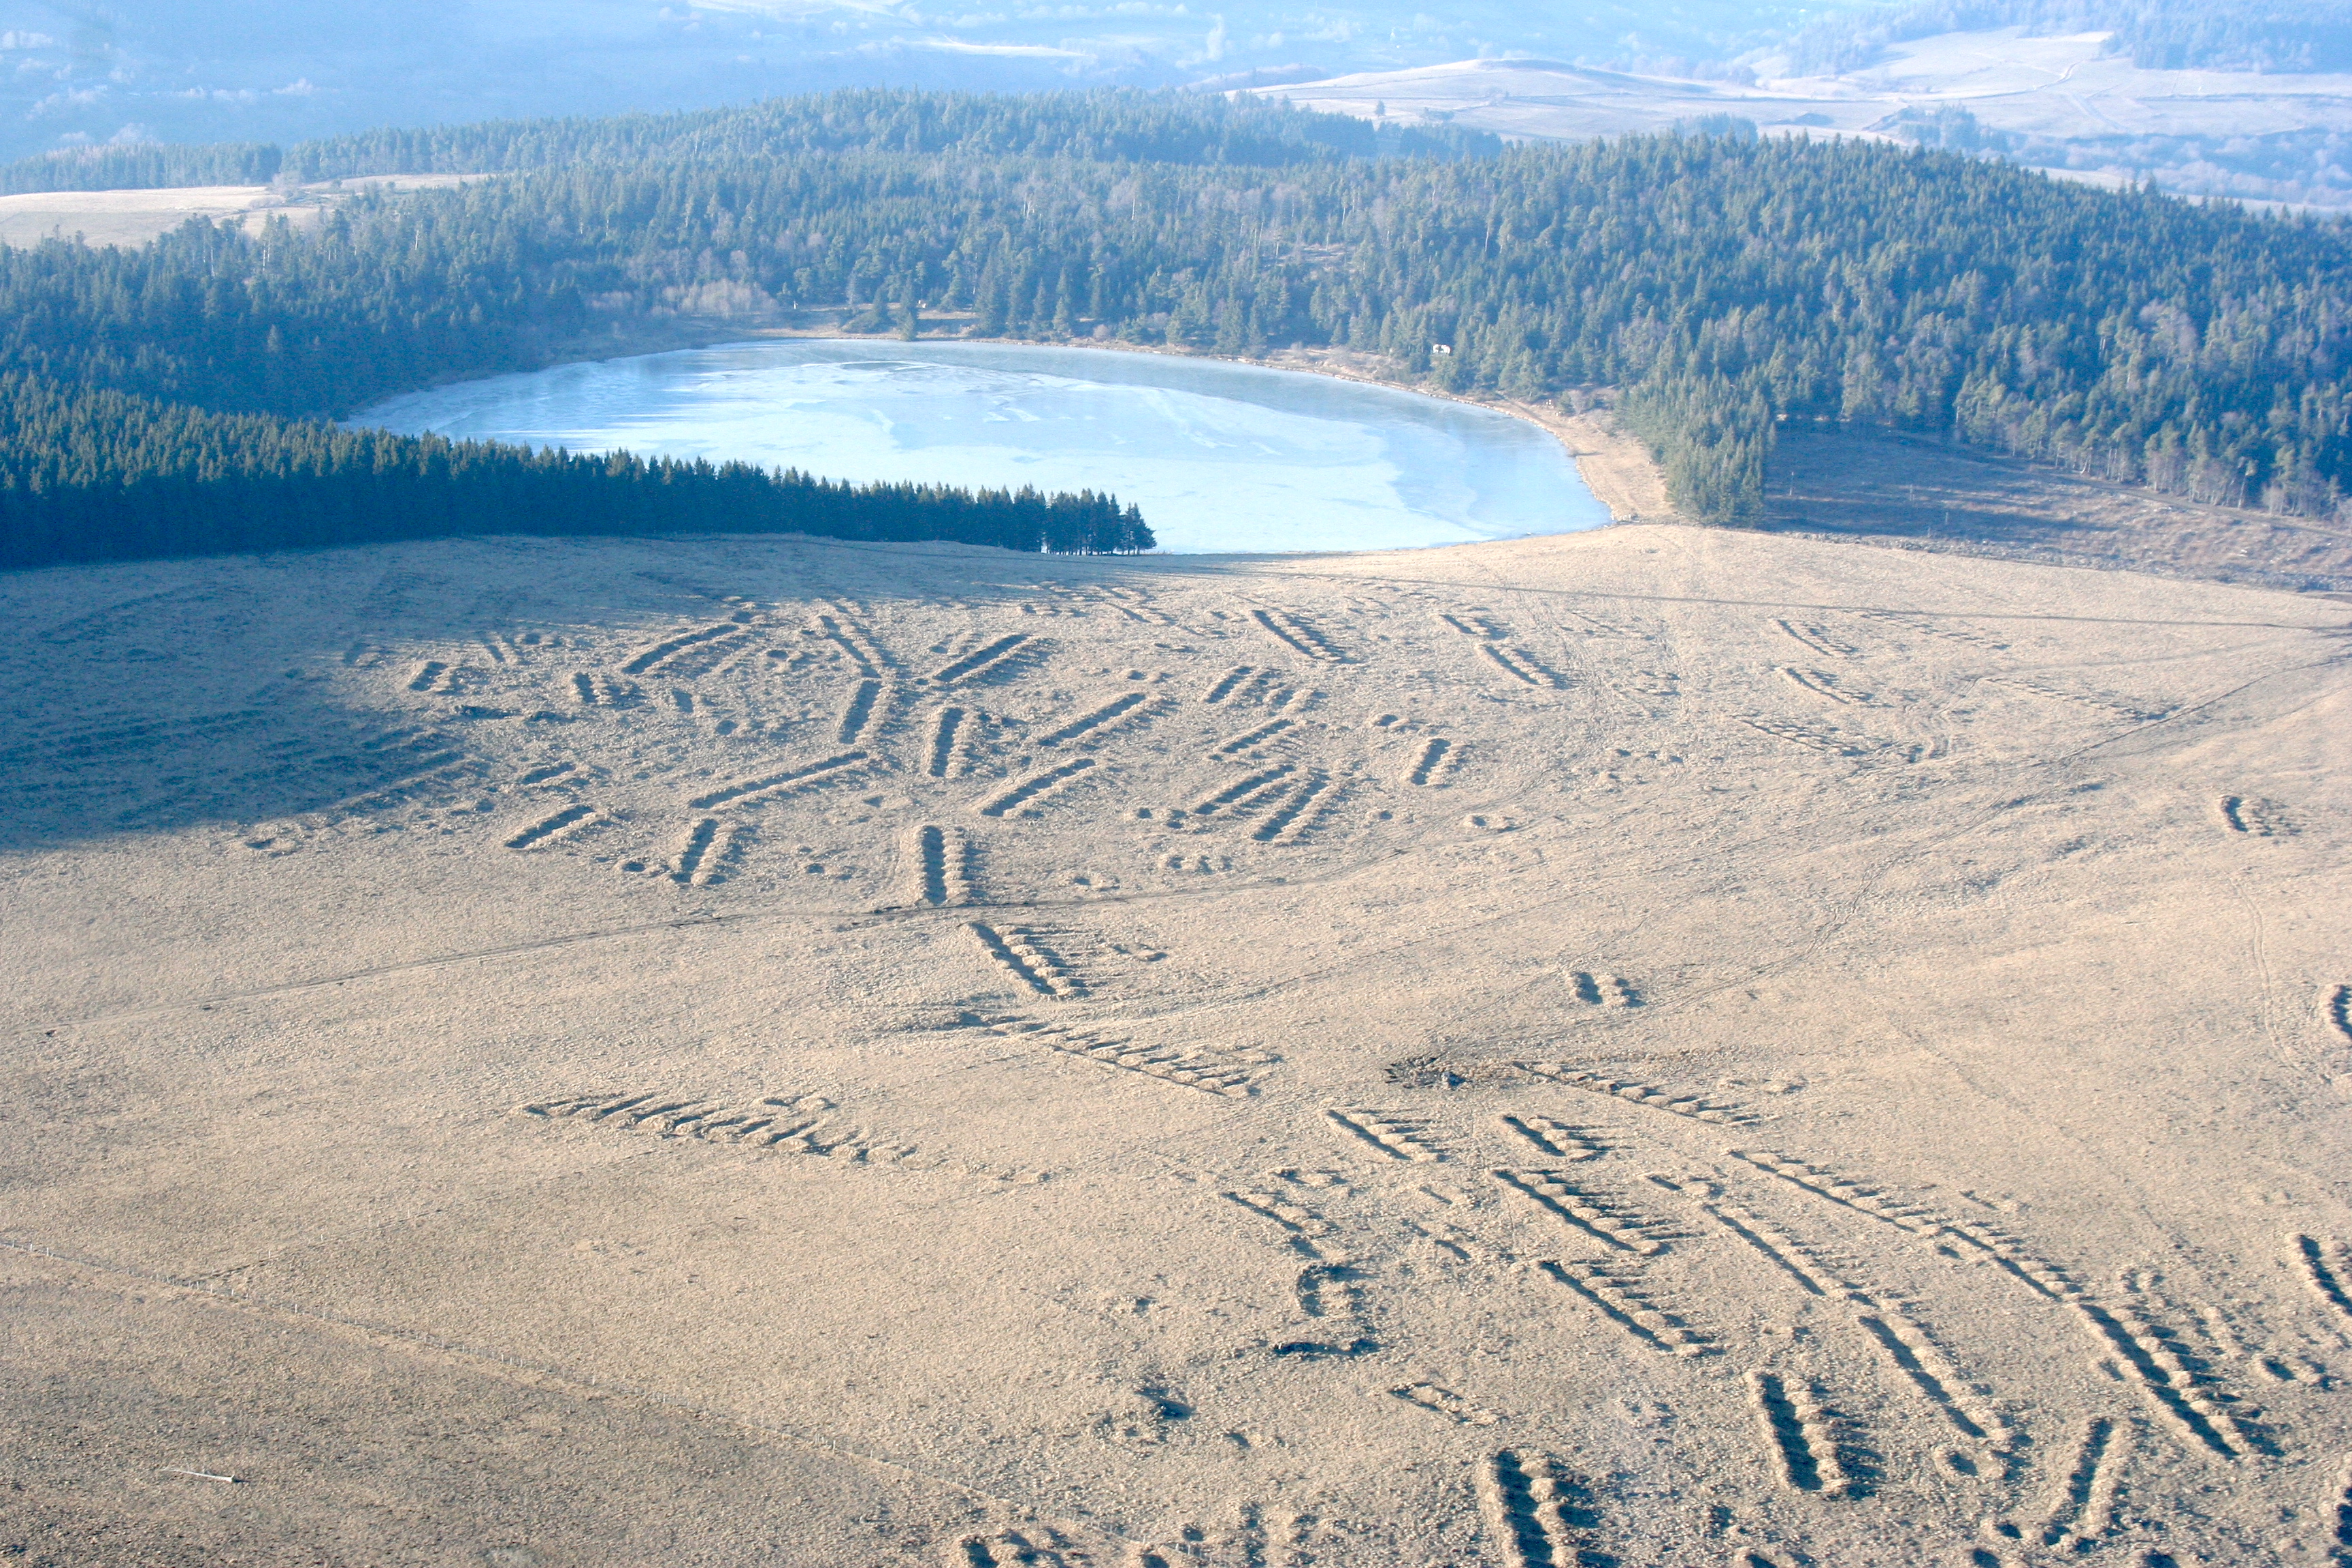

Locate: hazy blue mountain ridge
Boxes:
[0,0,1855,162]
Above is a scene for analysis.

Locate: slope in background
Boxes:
[0,0,1851,162]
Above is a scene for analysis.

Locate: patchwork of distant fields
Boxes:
[1255,28,2352,208]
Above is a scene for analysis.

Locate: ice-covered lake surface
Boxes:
[356,339,1611,553]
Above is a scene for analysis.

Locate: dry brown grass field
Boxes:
[1,517,2347,1566]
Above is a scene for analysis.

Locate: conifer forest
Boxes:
[5,88,2351,562]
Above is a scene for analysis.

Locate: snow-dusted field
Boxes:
[1252,30,2352,207]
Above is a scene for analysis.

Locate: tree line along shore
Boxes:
[3,88,2349,568]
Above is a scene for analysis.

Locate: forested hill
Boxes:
[5,90,2352,555]
[281,90,1500,180]
[0,142,282,197]
[12,100,2352,525]
[0,91,1497,195]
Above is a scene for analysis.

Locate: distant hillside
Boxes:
[1769,0,2352,77]
[12,0,2347,175]
[6,91,2351,542]
[0,1,1850,165]
[1252,18,2352,211]
[0,90,1495,197]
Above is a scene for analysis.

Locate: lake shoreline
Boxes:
[495,309,1676,527]
[361,327,1625,554]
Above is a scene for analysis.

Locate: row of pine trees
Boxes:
[0,374,1149,569]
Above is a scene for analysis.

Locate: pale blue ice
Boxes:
[357,339,1612,553]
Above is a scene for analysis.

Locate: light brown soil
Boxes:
[1509,408,1677,523]
[2,523,2346,1565]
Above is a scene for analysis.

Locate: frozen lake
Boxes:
[357,339,1611,553]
